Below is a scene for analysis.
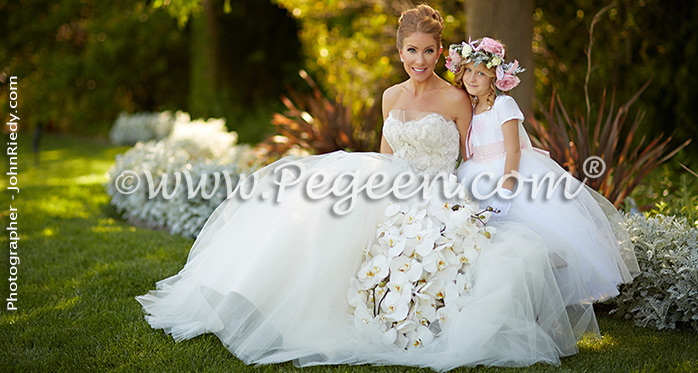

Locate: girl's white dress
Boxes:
[137,109,636,370]
[457,95,640,337]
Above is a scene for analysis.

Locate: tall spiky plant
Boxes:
[262,70,383,158]
[528,3,690,207]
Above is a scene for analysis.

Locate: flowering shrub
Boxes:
[106,117,258,238]
[349,180,493,349]
[109,111,179,145]
[606,213,698,332]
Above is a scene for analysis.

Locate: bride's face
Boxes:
[399,32,441,82]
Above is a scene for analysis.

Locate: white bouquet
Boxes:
[349,177,494,350]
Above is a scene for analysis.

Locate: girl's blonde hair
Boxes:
[454,63,497,109]
[453,39,508,109]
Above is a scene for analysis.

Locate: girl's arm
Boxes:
[454,105,472,162]
[445,87,472,162]
[501,119,521,191]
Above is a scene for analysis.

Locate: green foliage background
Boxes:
[533,0,698,161]
[1,0,190,135]
[1,0,696,157]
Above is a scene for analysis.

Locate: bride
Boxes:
[136,5,623,370]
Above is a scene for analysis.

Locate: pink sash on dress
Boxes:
[470,139,551,163]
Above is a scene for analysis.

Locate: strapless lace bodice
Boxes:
[383,110,460,177]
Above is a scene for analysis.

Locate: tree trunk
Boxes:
[465,0,534,118]
[188,0,223,118]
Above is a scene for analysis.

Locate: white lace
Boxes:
[383,110,460,177]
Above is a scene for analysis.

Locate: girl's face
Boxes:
[461,62,494,99]
[399,32,441,82]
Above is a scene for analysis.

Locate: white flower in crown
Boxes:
[460,42,472,58]
[445,37,525,92]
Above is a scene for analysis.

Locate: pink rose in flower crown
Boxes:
[477,37,505,59]
[445,44,464,73]
[495,60,521,91]
[495,74,520,91]
[446,53,463,73]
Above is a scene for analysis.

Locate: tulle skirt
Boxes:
[457,149,640,337]
[136,151,598,369]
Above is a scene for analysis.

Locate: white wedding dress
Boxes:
[137,110,600,370]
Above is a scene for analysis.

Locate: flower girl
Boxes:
[448,37,640,337]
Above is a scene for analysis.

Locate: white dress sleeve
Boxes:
[495,95,524,127]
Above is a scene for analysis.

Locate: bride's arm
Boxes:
[380,136,393,154]
[380,86,399,154]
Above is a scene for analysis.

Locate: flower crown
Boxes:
[445,37,526,92]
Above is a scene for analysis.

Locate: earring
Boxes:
[400,57,404,62]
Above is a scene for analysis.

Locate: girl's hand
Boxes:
[488,188,515,220]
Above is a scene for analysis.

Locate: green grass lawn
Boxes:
[0,133,696,372]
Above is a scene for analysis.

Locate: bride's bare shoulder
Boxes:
[382,82,407,101]
[382,82,407,113]
[439,83,469,103]
[433,83,471,123]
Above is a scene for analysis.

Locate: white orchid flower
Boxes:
[457,245,480,266]
[401,206,427,237]
[428,200,456,224]
[406,325,434,349]
[423,248,458,274]
[381,291,410,322]
[443,281,461,304]
[436,303,459,325]
[385,201,408,217]
[367,242,387,257]
[389,256,423,282]
[455,273,470,295]
[387,271,413,301]
[382,327,398,344]
[421,278,445,300]
[394,333,409,350]
[347,277,364,307]
[378,233,406,258]
[353,302,374,327]
[414,226,440,257]
[358,255,389,288]
[414,296,437,323]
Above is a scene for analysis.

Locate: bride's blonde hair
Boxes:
[396,4,444,50]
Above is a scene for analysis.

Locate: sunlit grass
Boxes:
[0,134,696,372]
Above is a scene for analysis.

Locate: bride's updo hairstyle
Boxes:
[396,4,444,50]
